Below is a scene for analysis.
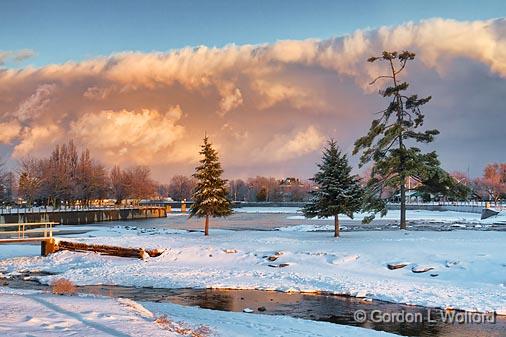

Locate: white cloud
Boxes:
[253,126,325,163]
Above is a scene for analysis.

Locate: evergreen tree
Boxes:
[353,51,440,228]
[190,136,232,235]
[303,139,363,237]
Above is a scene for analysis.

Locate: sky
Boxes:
[1,1,505,182]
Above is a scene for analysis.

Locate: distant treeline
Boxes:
[157,176,314,203]
[0,140,504,206]
[3,140,156,207]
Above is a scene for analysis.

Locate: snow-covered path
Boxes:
[1,227,504,314]
[0,288,177,337]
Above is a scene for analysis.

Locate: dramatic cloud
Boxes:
[70,107,187,165]
[13,83,55,122]
[252,126,326,163]
[1,18,505,181]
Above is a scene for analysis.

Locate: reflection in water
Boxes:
[3,275,504,337]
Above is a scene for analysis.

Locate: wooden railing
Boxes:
[0,222,59,243]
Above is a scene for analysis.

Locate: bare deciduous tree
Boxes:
[168,175,196,201]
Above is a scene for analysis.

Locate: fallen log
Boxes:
[54,240,164,259]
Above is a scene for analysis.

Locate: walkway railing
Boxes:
[0,222,59,243]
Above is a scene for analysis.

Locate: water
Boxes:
[2,273,504,337]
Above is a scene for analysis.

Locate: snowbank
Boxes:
[143,301,395,337]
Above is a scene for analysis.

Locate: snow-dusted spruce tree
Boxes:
[190,136,232,236]
[303,139,363,237]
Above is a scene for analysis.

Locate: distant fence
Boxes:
[232,201,503,215]
[387,201,504,214]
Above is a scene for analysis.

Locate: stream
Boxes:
[2,272,504,337]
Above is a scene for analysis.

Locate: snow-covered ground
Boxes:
[235,207,506,225]
[290,209,505,223]
[1,226,504,315]
[0,287,393,337]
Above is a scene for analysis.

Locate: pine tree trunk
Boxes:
[334,214,340,237]
[400,181,406,229]
[204,214,209,236]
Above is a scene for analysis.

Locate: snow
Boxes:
[0,287,393,337]
[0,288,177,337]
[1,226,505,315]
[142,301,395,337]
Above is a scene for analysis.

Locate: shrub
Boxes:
[50,278,77,295]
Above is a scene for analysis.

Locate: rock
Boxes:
[257,306,266,312]
[412,265,434,273]
[481,208,499,220]
[243,308,254,313]
[387,262,409,270]
[268,263,289,268]
[445,260,459,268]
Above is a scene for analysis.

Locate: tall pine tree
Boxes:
[353,51,440,228]
[190,136,232,236]
[303,139,363,237]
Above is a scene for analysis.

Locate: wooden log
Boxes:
[55,240,163,259]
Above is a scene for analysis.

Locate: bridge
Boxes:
[0,222,59,256]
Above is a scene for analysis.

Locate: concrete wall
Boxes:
[0,207,166,225]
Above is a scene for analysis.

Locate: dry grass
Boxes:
[155,315,212,337]
[50,278,77,295]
